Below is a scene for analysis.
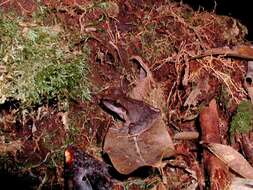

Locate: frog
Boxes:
[101,96,161,136]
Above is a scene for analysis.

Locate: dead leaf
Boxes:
[129,55,155,101]
[103,116,174,174]
[207,143,253,179]
[129,56,167,118]
[184,77,210,107]
[230,177,253,190]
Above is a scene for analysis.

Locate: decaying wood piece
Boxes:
[192,45,253,60]
[199,99,231,190]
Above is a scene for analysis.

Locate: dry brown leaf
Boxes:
[129,56,167,117]
[230,177,253,190]
[207,143,253,179]
[184,77,210,107]
[103,116,174,174]
[129,55,155,101]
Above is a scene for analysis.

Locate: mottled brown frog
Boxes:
[102,96,160,136]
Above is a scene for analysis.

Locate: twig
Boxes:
[0,0,11,7]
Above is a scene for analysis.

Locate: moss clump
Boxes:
[230,100,253,137]
[0,14,90,108]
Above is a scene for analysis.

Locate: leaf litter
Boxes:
[0,0,253,189]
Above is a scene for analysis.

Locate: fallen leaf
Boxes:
[129,55,167,118]
[103,116,174,174]
[184,77,210,107]
[230,177,253,190]
[207,143,253,179]
[129,55,155,101]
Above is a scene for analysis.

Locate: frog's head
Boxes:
[102,97,129,123]
[101,96,160,132]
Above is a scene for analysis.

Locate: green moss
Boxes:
[0,14,90,108]
[230,100,253,137]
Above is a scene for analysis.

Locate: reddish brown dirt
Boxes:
[0,0,37,15]
[0,0,251,189]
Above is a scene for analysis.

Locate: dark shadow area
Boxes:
[0,171,40,190]
[180,0,253,41]
[102,152,156,181]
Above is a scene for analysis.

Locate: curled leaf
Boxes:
[103,117,174,174]
[129,55,155,101]
[207,143,253,179]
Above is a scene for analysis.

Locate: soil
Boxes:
[0,0,252,189]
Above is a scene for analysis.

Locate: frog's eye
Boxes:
[102,100,128,121]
